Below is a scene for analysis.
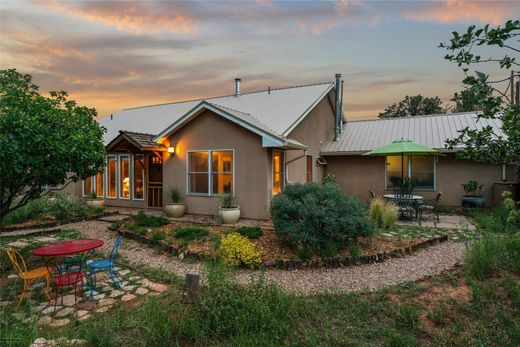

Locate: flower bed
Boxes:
[114,218,449,270]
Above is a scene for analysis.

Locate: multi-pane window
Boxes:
[83,173,104,197]
[386,155,435,190]
[273,151,284,195]
[133,155,144,200]
[188,151,233,195]
[107,156,117,198]
[119,155,130,199]
[83,177,92,196]
[306,155,313,183]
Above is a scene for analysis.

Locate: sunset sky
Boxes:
[1,0,519,120]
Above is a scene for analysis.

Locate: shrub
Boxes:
[370,197,397,230]
[235,226,263,239]
[167,187,183,203]
[220,232,262,267]
[151,231,166,240]
[503,191,520,227]
[471,208,518,234]
[321,173,336,185]
[174,226,210,241]
[270,183,375,252]
[220,193,237,208]
[133,211,170,227]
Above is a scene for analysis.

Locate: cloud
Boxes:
[403,0,518,25]
[38,0,197,35]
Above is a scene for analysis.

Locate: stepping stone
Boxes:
[95,305,112,313]
[147,282,168,293]
[31,337,47,346]
[97,298,115,307]
[42,306,60,315]
[75,310,90,319]
[62,294,80,307]
[78,314,92,321]
[140,279,151,287]
[34,303,48,312]
[37,316,52,326]
[135,287,149,295]
[34,236,57,243]
[92,293,105,300]
[121,293,136,302]
[129,276,141,281]
[110,290,125,298]
[119,269,130,276]
[55,307,75,318]
[124,285,136,292]
[7,274,18,279]
[49,318,70,328]
[7,241,30,248]
[149,292,160,297]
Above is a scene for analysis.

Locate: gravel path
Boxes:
[34,220,467,295]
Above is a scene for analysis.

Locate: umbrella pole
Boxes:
[401,152,404,192]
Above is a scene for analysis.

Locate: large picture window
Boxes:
[273,151,284,195]
[107,156,117,198]
[133,155,144,200]
[119,155,130,199]
[188,150,234,195]
[386,155,435,190]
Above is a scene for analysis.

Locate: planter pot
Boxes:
[164,203,186,218]
[461,195,486,208]
[86,199,105,208]
[219,207,240,224]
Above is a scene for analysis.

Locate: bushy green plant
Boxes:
[370,197,397,230]
[462,180,484,196]
[271,183,375,252]
[220,232,262,267]
[470,208,517,234]
[168,187,183,203]
[133,211,170,227]
[234,226,263,239]
[502,191,520,227]
[151,231,166,241]
[219,193,237,208]
[174,226,209,241]
[321,173,336,185]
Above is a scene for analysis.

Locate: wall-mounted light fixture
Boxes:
[167,146,175,154]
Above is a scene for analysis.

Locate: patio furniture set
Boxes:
[381,191,442,225]
[6,236,123,313]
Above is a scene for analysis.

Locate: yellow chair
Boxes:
[6,248,51,308]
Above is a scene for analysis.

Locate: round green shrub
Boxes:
[270,183,375,252]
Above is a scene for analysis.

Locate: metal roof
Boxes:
[98,82,334,145]
[321,112,505,155]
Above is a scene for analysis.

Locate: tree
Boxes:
[451,78,493,112]
[440,20,520,178]
[378,95,443,118]
[0,69,106,220]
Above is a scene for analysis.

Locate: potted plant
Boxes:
[164,187,185,217]
[461,180,485,208]
[219,193,240,224]
[400,177,417,195]
[85,191,104,208]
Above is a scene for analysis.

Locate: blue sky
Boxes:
[1,0,519,119]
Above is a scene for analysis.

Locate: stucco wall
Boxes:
[325,153,512,207]
[285,94,335,184]
[164,110,271,219]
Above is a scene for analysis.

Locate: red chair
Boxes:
[52,253,87,314]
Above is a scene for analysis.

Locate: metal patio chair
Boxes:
[87,236,123,297]
[419,192,442,226]
[52,252,87,314]
[395,194,417,220]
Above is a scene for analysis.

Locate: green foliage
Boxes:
[133,211,170,228]
[234,226,263,239]
[378,95,443,118]
[370,197,397,230]
[151,231,166,241]
[462,180,484,196]
[174,226,209,241]
[0,69,106,219]
[271,183,375,252]
[167,187,183,204]
[503,191,520,226]
[441,20,520,175]
[427,302,449,326]
[451,78,493,112]
[220,232,262,267]
[348,244,362,257]
[219,193,237,208]
[470,208,519,234]
[321,173,336,185]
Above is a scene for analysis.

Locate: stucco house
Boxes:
[68,74,515,219]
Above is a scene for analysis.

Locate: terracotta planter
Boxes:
[461,195,486,208]
[219,207,240,224]
[164,203,186,217]
[86,199,105,208]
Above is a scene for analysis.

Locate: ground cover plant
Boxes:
[234,226,262,239]
[125,211,170,234]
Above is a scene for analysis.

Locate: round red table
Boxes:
[33,239,104,257]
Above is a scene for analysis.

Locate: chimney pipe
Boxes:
[268,86,271,94]
[235,78,241,96]
[334,73,341,141]
[340,79,344,133]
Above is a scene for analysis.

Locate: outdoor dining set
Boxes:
[371,190,443,224]
[6,236,124,313]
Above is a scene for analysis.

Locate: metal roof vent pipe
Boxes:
[334,73,342,141]
[234,78,241,96]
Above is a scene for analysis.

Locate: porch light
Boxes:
[167,146,175,154]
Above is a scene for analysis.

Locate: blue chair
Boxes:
[88,236,123,297]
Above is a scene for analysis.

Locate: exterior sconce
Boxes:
[167,146,175,154]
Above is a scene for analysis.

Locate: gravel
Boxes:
[34,220,467,295]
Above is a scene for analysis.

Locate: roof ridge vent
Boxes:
[235,78,241,96]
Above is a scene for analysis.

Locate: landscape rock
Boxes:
[97,298,115,307]
[109,290,125,298]
[135,287,149,295]
[49,318,70,328]
[78,314,92,321]
[119,269,130,276]
[41,306,59,315]
[75,310,90,318]
[92,293,105,300]
[55,307,75,318]
[7,240,30,248]
[95,305,112,313]
[121,293,136,302]
[147,282,168,293]
[61,294,79,307]
[37,316,52,326]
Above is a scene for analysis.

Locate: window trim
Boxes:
[186,149,235,197]
[132,154,145,201]
[384,155,437,192]
[106,155,118,199]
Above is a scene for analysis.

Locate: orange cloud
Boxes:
[41,0,197,35]
[404,0,516,25]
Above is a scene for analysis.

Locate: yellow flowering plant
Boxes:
[220,232,262,268]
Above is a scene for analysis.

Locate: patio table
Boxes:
[383,194,424,220]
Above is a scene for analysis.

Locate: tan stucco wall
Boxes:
[164,110,271,219]
[325,153,513,207]
[285,95,336,184]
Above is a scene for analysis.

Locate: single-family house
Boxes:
[66,74,516,219]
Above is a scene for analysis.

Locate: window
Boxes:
[386,155,435,190]
[83,177,93,196]
[119,155,130,199]
[187,150,234,195]
[83,173,104,197]
[107,156,117,198]
[95,173,104,197]
[306,155,313,183]
[133,155,144,200]
[273,151,284,195]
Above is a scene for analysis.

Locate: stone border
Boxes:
[0,212,119,233]
[112,218,449,270]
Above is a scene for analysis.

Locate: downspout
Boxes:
[285,150,307,185]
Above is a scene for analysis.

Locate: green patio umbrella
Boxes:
[363,138,444,182]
